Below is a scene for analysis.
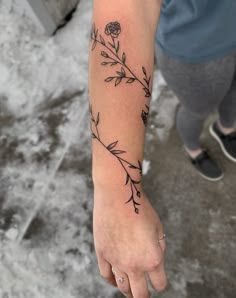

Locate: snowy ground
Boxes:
[0,1,236,298]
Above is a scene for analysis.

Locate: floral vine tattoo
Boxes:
[91,22,152,98]
[90,105,142,214]
[141,105,150,127]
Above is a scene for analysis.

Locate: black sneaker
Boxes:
[185,149,224,181]
[210,123,236,162]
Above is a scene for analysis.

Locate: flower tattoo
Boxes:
[90,22,152,98]
[105,22,121,38]
[90,105,143,214]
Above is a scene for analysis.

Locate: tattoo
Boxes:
[141,105,150,127]
[91,22,152,98]
[90,105,142,214]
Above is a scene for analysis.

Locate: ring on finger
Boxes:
[112,268,126,284]
[117,276,125,284]
[159,233,166,241]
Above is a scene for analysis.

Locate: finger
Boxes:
[148,260,167,293]
[158,238,166,254]
[147,241,167,293]
[97,254,117,287]
[129,273,150,298]
[112,268,133,298]
[158,233,167,254]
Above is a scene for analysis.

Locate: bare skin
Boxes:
[94,189,166,298]
[217,120,236,135]
[90,1,166,297]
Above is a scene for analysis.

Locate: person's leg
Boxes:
[155,47,236,180]
[218,68,236,132]
[209,65,236,162]
[155,47,236,153]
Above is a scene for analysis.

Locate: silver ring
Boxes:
[117,277,125,284]
[159,233,166,241]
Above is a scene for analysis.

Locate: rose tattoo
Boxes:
[90,22,152,99]
[105,22,121,38]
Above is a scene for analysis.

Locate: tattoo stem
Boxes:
[91,36,150,92]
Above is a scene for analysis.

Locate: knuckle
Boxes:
[123,260,137,273]
[148,258,162,271]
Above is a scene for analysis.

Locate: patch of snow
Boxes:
[0,0,90,117]
[142,160,151,175]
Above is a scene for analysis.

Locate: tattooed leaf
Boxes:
[116,71,124,77]
[135,208,139,214]
[101,62,108,66]
[122,52,126,63]
[91,133,96,138]
[116,69,126,77]
[143,87,151,97]
[116,41,120,53]
[111,149,126,155]
[132,180,141,184]
[101,51,109,58]
[99,35,105,45]
[126,78,135,83]
[134,201,141,206]
[137,191,141,198]
[89,105,93,115]
[96,112,100,125]
[107,141,118,150]
[142,66,147,76]
[126,196,133,204]
[105,77,114,82]
[111,62,118,66]
[115,77,122,86]
[125,174,130,185]
[91,24,95,36]
[129,165,137,169]
[91,41,97,50]
[138,160,143,171]
[108,42,115,48]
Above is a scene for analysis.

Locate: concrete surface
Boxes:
[0,0,236,297]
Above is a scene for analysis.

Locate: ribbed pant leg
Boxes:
[176,105,206,150]
[219,65,236,127]
[155,46,236,150]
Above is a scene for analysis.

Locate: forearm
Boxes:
[89,0,162,213]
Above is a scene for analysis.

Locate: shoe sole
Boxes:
[183,147,224,182]
[209,124,236,163]
[197,169,224,182]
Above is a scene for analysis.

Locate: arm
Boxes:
[90,1,166,297]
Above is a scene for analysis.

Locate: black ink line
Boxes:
[91,22,152,98]
[90,105,142,214]
[141,105,150,127]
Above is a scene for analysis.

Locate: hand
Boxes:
[93,188,167,298]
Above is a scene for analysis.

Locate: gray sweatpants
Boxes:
[156,47,236,150]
